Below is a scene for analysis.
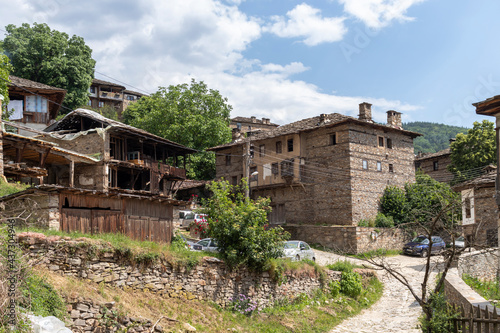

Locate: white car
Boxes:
[191,238,218,252]
[282,240,316,261]
[452,236,465,248]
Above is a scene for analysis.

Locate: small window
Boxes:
[387,138,393,149]
[287,139,294,152]
[389,164,394,173]
[271,163,279,175]
[250,166,257,179]
[362,160,368,170]
[377,161,382,171]
[378,136,384,147]
[225,154,231,166]
[276,141,282,153]
[415,162,421,170]
[231,176,238,186]
[330,133,337,145]
[98,101,104,108]
[250,145,254,157]
[237,122,242,130]
[87,100,92,106]
[433,161,439,171]
[259,144,265,157]
[281,159,294,177]
[89,86,96,94]
[465,198,471,218]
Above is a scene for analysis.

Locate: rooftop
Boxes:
[415,148,451,161]
[92,78,126,90]
[9,75,66,92]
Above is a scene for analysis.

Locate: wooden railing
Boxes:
[452,304,500,332]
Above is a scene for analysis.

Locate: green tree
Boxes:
[2,23,96,112]
[202,180,289,270]
[0,45,12,106]
[123,79,232,179]
[380,186,408,225]
[448,120,496,178]
[403,121,469,154]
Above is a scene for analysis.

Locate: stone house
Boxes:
[230,116,279,136]
[453,167,498,248]
[88,79,146,117]
[415,148,453,183]
[210,103,420,252]
[0,107,194,242]
[6,75,67,135]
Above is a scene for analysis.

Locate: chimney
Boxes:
[262,117,266,124]
[386,110,402,128]
[232,128,242,142]
[358,102,372,122]
[319,114,326,125]
[251,116,256,123]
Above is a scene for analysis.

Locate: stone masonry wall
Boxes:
[458,248,498,281]
[19,233,352,309]
[470,186,498,247]
[38,131,105,157]
[282,225,406,254]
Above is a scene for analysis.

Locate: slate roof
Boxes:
[44,108,196,154]
[211,113,421,150]
[231,116,279,127]
[92,78,126,90]
[124,89,147,97]
[9,75,66,91]
[415,148,451,161]
[453,170,496,191]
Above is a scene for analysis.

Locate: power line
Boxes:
[94,70,152,96]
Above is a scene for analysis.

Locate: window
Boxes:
[433,161,439,171]
[387,138,393,149]
[87,100,92,106]
[126,95,135,101]
[389,164,394,173]
[271,163,279,175]
[276,141,282,153]
[287,139,294,152]
[330,133,337,145]
[250,145,254,157]
[415,162,421,170]
[225,154,231,166]
[250,166,258,181]
[465,198,471,218]
[98,101,104,108]
[237,122,242,130]
[25,95,48,113]
[362,160,368,170]
[259,144,265,157]
[378,136,384,147]
[281,159,294,177]
[231,176,238,186]
[89,86,96,94]
[377,161,382,171]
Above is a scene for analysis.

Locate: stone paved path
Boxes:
[314,250,440,333]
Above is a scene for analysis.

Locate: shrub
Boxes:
[327,260,360,272]
[374,213,394,228]
[20,274,67,319]
[340,271,362,298]
[419,292,458,333]
[202,180,289,270]
[358,219,370,227]
[230,294,258,316]
[328,280,341,298]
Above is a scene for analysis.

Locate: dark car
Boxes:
[403,235,446,257]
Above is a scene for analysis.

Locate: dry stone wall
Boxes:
[19,233,347,309]
[458,248,498,281]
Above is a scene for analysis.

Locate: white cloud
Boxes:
[265,3,347,46]
[339,0,426,29]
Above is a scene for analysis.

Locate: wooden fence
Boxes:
[452,304,500,332]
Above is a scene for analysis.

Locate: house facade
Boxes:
[88,79,145,117]
[6,75,66,135]
[453,168,498,248]
[415,148,453,183]
[230,116,279,136]
[211,103,419,252]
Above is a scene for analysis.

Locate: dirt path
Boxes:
[314,250,440,333]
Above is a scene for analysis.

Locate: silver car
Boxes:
[191,238,218,252]
[283,241,316,261]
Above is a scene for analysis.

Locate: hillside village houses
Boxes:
[0,80,195,243]
[210,103,420,253]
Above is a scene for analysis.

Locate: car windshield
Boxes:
[284,241,299,249]
[197,239,210,247]
[456,236,465,242]
[183,212,195,219]
[412,236,429,244]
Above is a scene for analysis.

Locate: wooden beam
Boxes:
[69,160,75,188]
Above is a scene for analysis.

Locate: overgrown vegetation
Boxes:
[462,274,500,307]
[202,180,289,271]
[19,274,67,319]
[0,179,30,197]
[418,292,458,333]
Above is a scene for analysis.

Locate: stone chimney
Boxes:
[319,114,326,125]
[251,116,256,123]
[232,127,242,142]
[358,102,372,122]
[386,110,402,128]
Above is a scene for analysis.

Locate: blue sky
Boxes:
[1,0,499,127]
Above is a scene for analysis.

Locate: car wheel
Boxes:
[295,254,300,261]
[420,250,428,258]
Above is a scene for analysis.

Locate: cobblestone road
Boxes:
[314,250,440,333]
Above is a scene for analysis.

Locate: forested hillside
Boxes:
[403,122,469,154]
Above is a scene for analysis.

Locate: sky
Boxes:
[1,0,500,127]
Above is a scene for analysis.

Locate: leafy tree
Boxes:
[0,45,12,106]
[123,79,232,179]
[2,23,96,112]
[448,120,496,179]
[381,173,461,226]
[403,122,468,154]
[202,180,289,270]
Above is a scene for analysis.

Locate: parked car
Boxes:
[177,233,196,249]
[282,240,316,261]
[403,235,446,257]
[451,236,465,248]
[179,211,208,230]
[191,238,218,252]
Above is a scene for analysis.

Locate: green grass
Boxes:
[327,260,363,272]
[352,249,401,259]
[462,274,500,306]
[0,179,30,197]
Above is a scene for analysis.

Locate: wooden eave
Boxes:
[474,95,500,116]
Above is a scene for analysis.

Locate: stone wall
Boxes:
[444,268,497,315]
[468,186,498,247]
[282,225,406,254]
[19,233,356,309]
[458,248,498,281]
